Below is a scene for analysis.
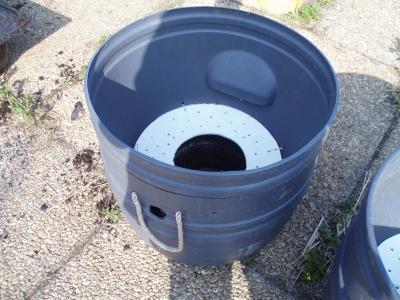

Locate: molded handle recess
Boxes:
[206,50,277,106]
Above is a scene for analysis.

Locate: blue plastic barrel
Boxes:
[85,7,338,265]
[327,148,400,299]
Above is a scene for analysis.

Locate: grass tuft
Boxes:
[296,172,371,288]
[290,0,334,24]
[319,224,339,250]
[297,4,320,23]
[394,92,400,109]
[318,0,334,6]
[0,84,43,121]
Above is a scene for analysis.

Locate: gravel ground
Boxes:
[0,0,399,299]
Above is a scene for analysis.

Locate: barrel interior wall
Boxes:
[89,12,337,161]
[371,155,400,245]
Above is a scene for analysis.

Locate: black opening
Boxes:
[150,206,166,218]
[173,135,246,171]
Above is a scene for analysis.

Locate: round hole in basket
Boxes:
[174,134,246,171]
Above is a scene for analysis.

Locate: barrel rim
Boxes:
[84,6,339,178]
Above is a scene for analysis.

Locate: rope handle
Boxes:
[131,192,184,253]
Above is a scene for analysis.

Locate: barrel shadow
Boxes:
[3,0,71,70]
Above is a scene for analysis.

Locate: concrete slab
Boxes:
[316,0,400,68]
[0,84,107,299]
[32,221,295,299]
[5,0,183,96]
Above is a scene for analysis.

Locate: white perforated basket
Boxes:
[378,233,400,294]
[135,104,282,170]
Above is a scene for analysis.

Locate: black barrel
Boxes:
[0,2,19,71]
[85,7,338,265]
[327,148,400,299]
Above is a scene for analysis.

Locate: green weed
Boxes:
[301,249,328,283]
[319,224,339,250]
[299,4,320,23]
[60,75,74,86]
[276,277,287,289]
[99,35,109,45]
[100,207,121,223]
[318,0,334,6]
[290,3,320,23]
[80,65,88,77]
[0,84,42,121]
[394,92,400,108]
[243,253,258,266]
[290,0,334,24]
[46,127,56,136]
[46,271,54,280]
[298,173,370,287]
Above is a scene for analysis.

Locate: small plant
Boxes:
[45,271,54,280]
[290,0,334,24]
[301,249,328,283]
[291,3,321,24]
[392,65,400,110]
[100,207,121,223]
[34,107,46,123]
[318,0,334,6]
[296,221,342,286]
[80,65,88,77]
[298,3,320,23]
[97,195,121,223]
[60,75,74,86]
[335,199,356,238]
[276,277,287,289]
[10,93,35,119]
[394,92,400,109]
[319,224,339,250]
[99,35,109,45]
[243,253,258,265]
[296,173,370,289]
[46,127,56,136]
[0,84,43,121]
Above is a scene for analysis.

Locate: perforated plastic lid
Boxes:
[378,233,400,295]
[135,104,282,170]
